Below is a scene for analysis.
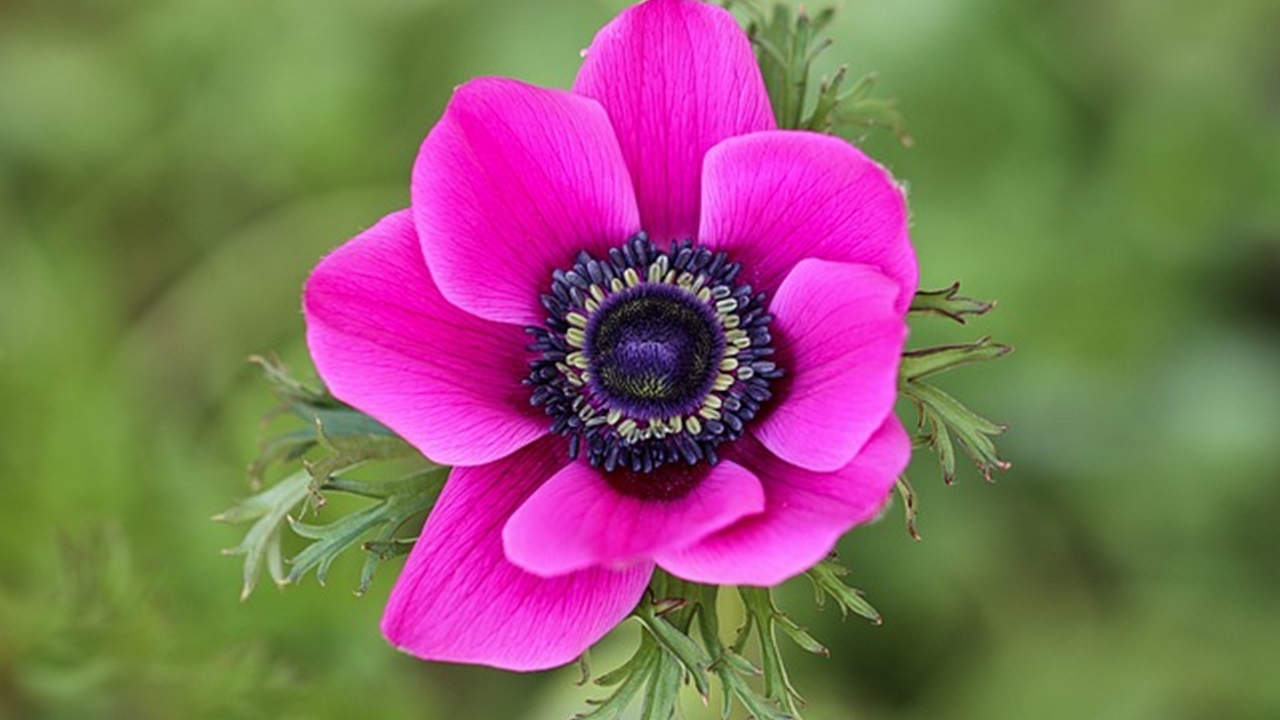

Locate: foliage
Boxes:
[576,563,878,720]
[729,0,912,145]
[216,357,442,599]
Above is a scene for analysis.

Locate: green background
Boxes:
[2,0,1278,718]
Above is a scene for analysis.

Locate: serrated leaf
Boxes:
[357,538,414,596]
[805,559,882,625]
[593,643,651,689]
[249,354,332,406]
[304,430,419,484]
[287,505,387,586]
[290,405,396,439]
[247,355,400,485]
[576,635,660,720]
[900,337,1013,382]
[248,428,318,487]
[895,475,922,541]
[720,650,760,677]
[775,614,829,657]
[905,380,1010,481]
[731,0,906,143]
[909,283,995,323]
[639,651,683,720]
[720,670,795,720]
[637,597,711,700]
[739,587,805,717]
[921,403,958,484]
[215,469,312,600]
[285,469,445,588]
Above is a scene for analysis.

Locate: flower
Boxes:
[303,0,916,671]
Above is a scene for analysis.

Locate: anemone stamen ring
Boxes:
[526,234,783,483]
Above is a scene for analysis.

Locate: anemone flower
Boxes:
[303,0,916,671]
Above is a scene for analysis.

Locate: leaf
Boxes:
[901,283,1011,484]
[214,469,312,601]
[303,423,420,485]
[909,283,995,324]
[639,651,684,720]
[805,558,882,625]
[637,588,711,700]
[730,0,909,144]
[226,354,442,599]
[247,355,401,486]
[286,469,446,589]
[582,577,810,720]
[739,587,805,717]
[249,354,333,407]
[576,635,660,720]
[895,475,922,541]
[904,380,1011,482]
[900,337,1013,382]
[774,614,829,658]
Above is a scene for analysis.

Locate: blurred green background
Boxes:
[2,0,1278,718]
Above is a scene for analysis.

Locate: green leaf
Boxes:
[357,538,414,595]
[901,283,1011,484]
[900,337,1013,382]
[294,405,396,439]
[303,423,420,486]
[909,283,996,324]
[637,587,711,700]
[895,475,922,541]
[214,469,312,601]
[739,587,805,717]
[250,354,334,407]
[719,669,796,720]
[286,469,446,590]
[225,355,442,599]
[576,635,660,720]
[774,614,829,658]
[729,0,909,143]
[582,577,815,720]
[805,558,882,625]
[639,650,684,720]
[904,380,1010,482]
[246,355,401,488]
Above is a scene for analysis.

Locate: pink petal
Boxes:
[381,437,653,671]
[304,210,547,467]
[412,77,641,326]
[574,0,774,243]
[503,459,764,577]
[656,418,910,586]
[699,131,917,310]
[752,259,907,472]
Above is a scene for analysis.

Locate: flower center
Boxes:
[587,283,722,420]
[526,234,782,485]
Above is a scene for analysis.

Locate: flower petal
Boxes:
[413,77,641,326]
[503,459,764,577]
[699,131,917,309]
[304,210,547,467]
[574,0,774,243]
[656,418,909,586]
[752,259,907,472]
[381,437,653,671]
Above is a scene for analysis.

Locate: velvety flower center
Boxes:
[527,234,782,491]
[587,283,722,420]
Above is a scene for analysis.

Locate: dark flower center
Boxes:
[587,283,723,420]
[526,234,782,493]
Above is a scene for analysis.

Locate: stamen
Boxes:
[525,234,783,485]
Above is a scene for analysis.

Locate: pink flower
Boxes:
[303,0,916,671]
